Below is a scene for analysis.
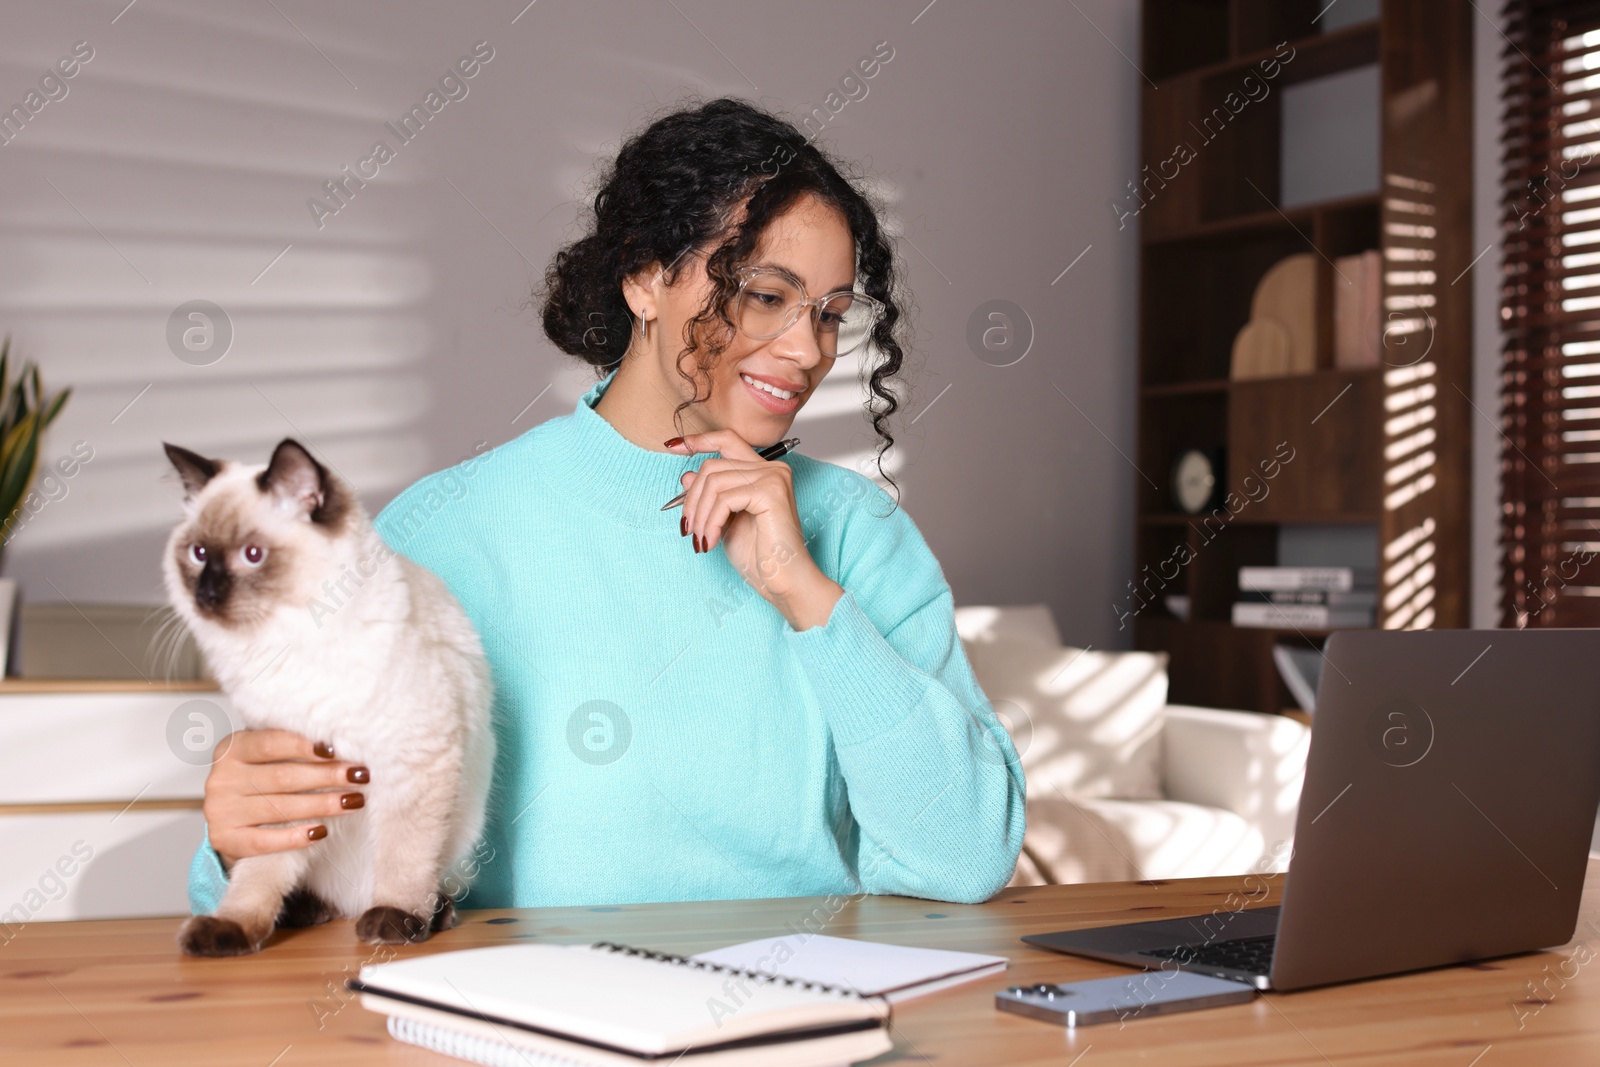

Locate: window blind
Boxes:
[1501,0,1600,625]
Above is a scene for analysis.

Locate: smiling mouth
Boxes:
[740,372,804,414]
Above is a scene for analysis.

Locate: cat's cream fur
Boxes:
[162,439,495,956]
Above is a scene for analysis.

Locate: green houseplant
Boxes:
[0,334,71,676]
[0,334,71,551]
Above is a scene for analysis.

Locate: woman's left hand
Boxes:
[669,430,843,631]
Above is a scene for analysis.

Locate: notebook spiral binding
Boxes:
[590,941,874,1002]
[389,1014,586,1067]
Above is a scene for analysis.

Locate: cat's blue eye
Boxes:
[189,544,206,565]
[241,544,265,567]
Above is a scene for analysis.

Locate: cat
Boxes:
[162,438,496,956]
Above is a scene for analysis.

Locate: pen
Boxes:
[659,437,800,510]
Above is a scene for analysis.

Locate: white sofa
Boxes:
[953,604,1310,886]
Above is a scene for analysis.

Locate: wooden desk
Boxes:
[5,860,1598,1066]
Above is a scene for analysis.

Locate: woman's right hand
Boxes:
[204,729,370,872]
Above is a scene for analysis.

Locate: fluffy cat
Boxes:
[162,439,496,956]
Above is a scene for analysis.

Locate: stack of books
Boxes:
[1233,566,1377,629]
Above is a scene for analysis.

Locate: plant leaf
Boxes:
[40,387,70,429]
[0,342,12,438]
[0,411,42,534]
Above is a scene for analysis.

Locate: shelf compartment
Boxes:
[1138,390,1228,515]
[1142,191,1378,250]
[1188,521,1277,623]
[1143,0,1230,83]
[1142,229,1316,385]
[1151,17,1380,89]
[1141,378,1231,397]
[1230,0,1326,58]
[1134,617,1356,714]
[1227,368,1383,520]
[1133,523,1198,624]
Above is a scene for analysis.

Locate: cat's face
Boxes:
[162,439,351,633]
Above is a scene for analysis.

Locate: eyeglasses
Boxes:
[731,265,883,358]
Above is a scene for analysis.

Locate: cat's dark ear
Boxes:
[163,443,220,499]
[258,439,344,525]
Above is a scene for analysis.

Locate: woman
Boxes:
[188,98,1024,916]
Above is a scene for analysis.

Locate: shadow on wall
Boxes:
[73,810,205,920]
[1,7,906,606]
[0,5,447,605]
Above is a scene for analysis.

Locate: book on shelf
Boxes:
[1232,602,1374,629]
[1239,589,1378,608]
[1333,249,1382,371]
[1237,566,1377,593]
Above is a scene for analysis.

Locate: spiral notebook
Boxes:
[350,941,892,1067]
[692,934,1008,1003]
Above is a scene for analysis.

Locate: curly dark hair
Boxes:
[538,96,908,495]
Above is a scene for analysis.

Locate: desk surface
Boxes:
[5,860,1597,1066]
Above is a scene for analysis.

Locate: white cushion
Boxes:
[1161,705,1308,862]
[1009,795,1266,885]
[953,604,1063,647]
[965,640,1168,800]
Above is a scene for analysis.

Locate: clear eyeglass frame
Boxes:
[731,264,884,358]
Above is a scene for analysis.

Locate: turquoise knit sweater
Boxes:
[188,369,1025,912]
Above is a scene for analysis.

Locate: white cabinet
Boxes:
[0,685,231,922]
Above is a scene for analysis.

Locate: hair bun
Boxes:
[541,234,630,366]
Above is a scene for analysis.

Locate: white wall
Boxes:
[0,0,1140,648]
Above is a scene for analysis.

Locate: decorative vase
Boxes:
[0,577,17,676]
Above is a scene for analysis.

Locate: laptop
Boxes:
[1022,629,1600,992]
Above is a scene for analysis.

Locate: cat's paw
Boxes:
[276,887,336,928]
[178,915,259,957]
[430,896,457,933]
[357,905,431,945]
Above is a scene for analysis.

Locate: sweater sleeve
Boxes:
[783,478,1027,904]
[187,827,230,915]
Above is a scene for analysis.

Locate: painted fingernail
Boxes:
[696,534,703,553]
[313,741,335,759]
[680,516,687,537]
[340,792,365,810]
[348,766,370,784]
[308,825,328,841]
[663,436,684,449]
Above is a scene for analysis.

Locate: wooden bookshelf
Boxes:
[1132,0,1473,714]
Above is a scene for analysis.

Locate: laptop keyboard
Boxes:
[1138,934,1276,975]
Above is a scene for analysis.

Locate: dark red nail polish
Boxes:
[308,825,328,841]
[348,766,370,784]
[680,516,687,536]
[340,792,365,810]
[664,436,684,449]
[694,534,702,553]
[313,741,335,759]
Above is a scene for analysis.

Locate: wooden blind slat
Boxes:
[1500,0,1600,625]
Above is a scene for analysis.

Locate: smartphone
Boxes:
[996,969,1255,1027]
